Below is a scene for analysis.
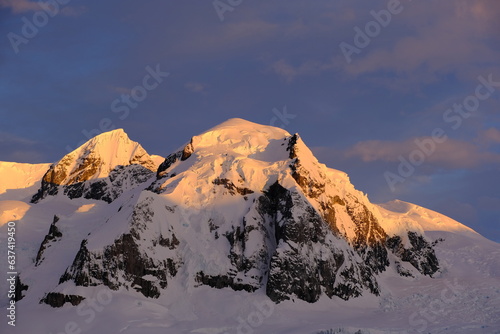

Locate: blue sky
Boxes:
[1,0,499,241]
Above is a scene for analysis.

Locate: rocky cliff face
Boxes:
[260,182,380,302]
[32,119,441,308]
[58,197,182,299]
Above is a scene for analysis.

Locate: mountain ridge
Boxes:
[0,119,498,334]
[22,119,440,304]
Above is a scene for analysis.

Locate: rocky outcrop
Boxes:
[260,182,380,303]
[386,232,439,276]
[40,292,85,308]
[59,198,182,299]
[287,136,391,276]
[14,276,28,302]
[35,215,63,266]
[195,272,259,293]
[213,178,254,196]
[32,164,154,203]
[157,138,194,178]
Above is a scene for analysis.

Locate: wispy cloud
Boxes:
[270,59,333,83]
[185,82,207,94]
[0,0,86,16]
[335,0,500,82]
[477,128,500,147]
[345,137,500,169]
[0,0,40,13]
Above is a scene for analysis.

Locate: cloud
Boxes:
[333,0,500,85]
[345,137,500,169]
[0,0,40,13]
[110,86,132,95]
[270,59,333,83]
[0,0,86,16]
[185,82,207,94]
[173,19,279,57]
[477,128,500,146]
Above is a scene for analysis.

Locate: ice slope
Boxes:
[378,200,480,238]
[0,162,51,201]
[0,201,30,226]
[0,162,51,226]
[0,161,51,195]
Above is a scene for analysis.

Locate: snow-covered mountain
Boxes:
[0,119,498,334]
[31,128,160,204]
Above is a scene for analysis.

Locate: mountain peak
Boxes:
[90,127,127,140]
[31,128,157,203]
[70,128,132,155]
[207,118,289,133]
[183,118,292,159]
[60,128,156,178]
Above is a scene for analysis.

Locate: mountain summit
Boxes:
[31,129,157,203]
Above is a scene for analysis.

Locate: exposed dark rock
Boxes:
[181,138,194,161]
[346,203,388,248]
[355,243,389,274]
[344,202,390,274]
[290,158,326,199]
[60,234,173,298]
[59,199,181,301]
[213,178,254,196]
[259,182,379,303]
[286,134,300,159]
[288,150,392,277]
[386,232,439,276]
[157,139,194,178]
[195,272,258,293]
[159,233,179,250]
[40,293,85,308]
[395,261,414,277]
[157,151,182,178]
[432,237,445,246]
[31,153,101,203]
[14,276,29,302]
[319,201,341,235]
[31,163,60,203]
[32,164,154,204]
[35,215,63,266]
[332,195,345,206]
